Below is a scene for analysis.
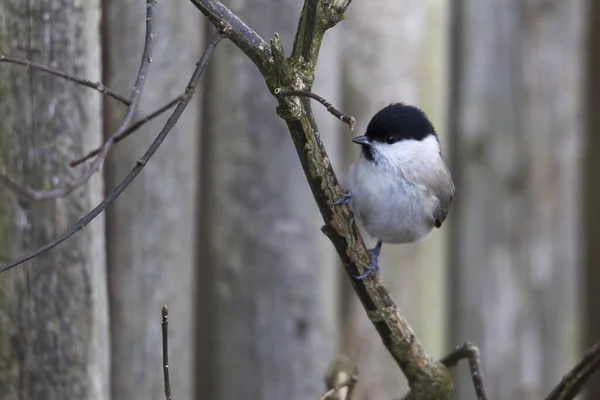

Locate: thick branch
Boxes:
[188,0,270,74]
[0,0,156,200]
[0,32,222,273]
[189,0,454,398]
[291,0,351,66]
[402,342,487,400]
[545,341,600,400]
[0,54,130,105]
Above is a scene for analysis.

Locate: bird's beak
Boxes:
[352,135,371,147]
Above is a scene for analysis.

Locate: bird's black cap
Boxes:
[365,103,437,143]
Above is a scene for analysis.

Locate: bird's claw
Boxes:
[354,242,382,280]
[353,262,379,279]
[332,191,352,206]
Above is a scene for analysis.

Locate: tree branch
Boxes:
[0,31,223,273]
[277,89,355,130]
[401,342,487,400]
[545,341,600,400]
[69,95,181,167]
[187,0,454,398]
[0,54,131,105]
[188,0,271,74]
[290,0,351,64]
[0,0,156,200]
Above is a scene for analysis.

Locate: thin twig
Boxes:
[0,31,223,273]
[545,341,600,400]
[345,372,357,400]
[162,305,172,400]
[0,0,156,200]
[277,89,356,130]
[401,342,487,400]
[69,95,182,167]
[441,343,487,400]
[320,368,359,400]
[0,54,130,105]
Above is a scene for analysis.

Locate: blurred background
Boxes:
[0,0,596,399]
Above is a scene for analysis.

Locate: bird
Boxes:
[334,103,454,279]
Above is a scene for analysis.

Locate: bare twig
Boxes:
[277,89,356,130]
[0,54,131,105]
[545,341,600,400]
[441,343,487,400]
[345,374,357,400]
[320,368,359,400]
[0,0,156,200]
[69,95,181,167]
[162,305,172,400]
[0,31,223,273]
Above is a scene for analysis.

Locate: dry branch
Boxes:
[545,341,600,400]
[401,342,487,400]
[0,31,223,273]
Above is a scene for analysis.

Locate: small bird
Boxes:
[334,103,454,279]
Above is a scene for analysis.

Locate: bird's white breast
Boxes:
[347,136,442,244]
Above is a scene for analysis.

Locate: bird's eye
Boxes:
[385,136,396,144]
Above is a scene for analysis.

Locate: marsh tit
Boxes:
[334,103,454,279]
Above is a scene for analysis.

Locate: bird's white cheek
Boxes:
[371,136,442,168]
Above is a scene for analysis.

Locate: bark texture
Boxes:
[102,2,203,399]
[0,1,109,399]
[449,1,584,398]
[195,1,339,399]
[339,1,448,397]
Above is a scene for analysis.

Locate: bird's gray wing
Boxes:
[432,167,455,229]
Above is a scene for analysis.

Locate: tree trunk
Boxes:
[102,2,203,399]
[0,1,109,399]
[449,1,584,398]
[195,1,340,399]
[338,1,448,398]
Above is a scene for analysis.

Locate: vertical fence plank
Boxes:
[102,2,203,399]
[0,0,109,398]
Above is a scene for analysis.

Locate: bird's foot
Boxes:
[354,240,383,280]
[332,191,352,206]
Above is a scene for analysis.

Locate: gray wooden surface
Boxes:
[195,1,340,398]
[449,1,583,398]
[102,1,204,399]
[0,1,109,398]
